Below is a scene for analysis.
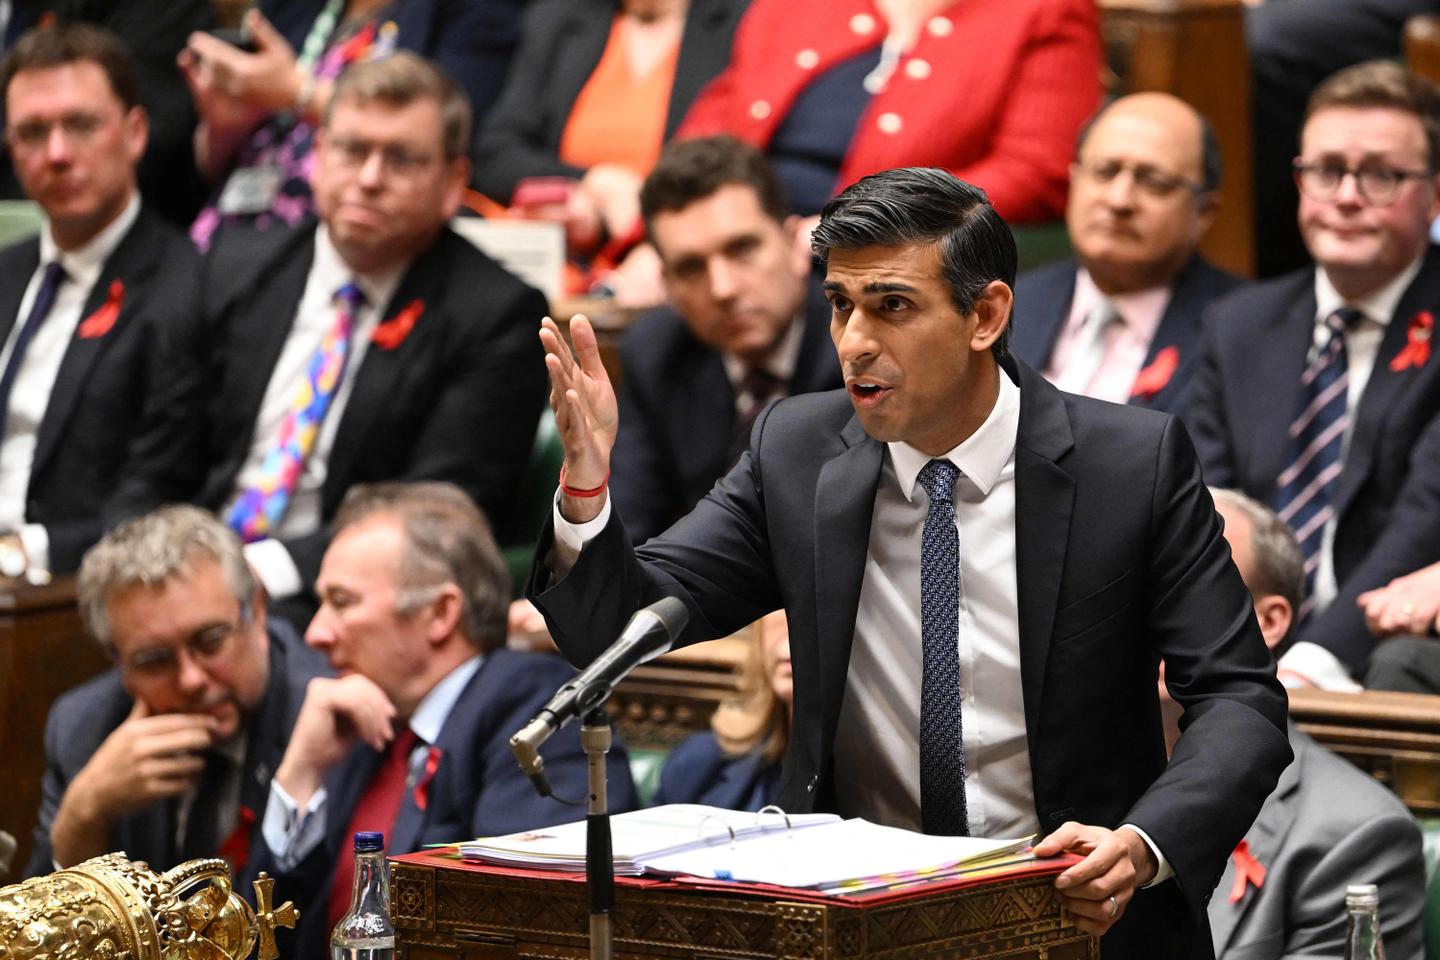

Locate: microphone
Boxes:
[511,596,689,793]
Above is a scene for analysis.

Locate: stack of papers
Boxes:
[457,804,1033,893]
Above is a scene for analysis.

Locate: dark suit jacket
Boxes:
[0,206,203,573]
[1011,254,1245,416]
[470,0,747,203]
[248,648,640,959]
[1189,247,1440,672]
[531,358,1292,959]
[25,618,326,877]
[1208,723,1425,960]
[652,731,782,812]
[263,0,522,135]
[127,220,547,588]
[611,279,841,543]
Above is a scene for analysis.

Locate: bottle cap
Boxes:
[354,831,384,853]
[1346,883,1379,905]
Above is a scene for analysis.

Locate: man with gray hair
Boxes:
[251,482,636,959]
[1159,489,1424,960]
[25,504,327,877]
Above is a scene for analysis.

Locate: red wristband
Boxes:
[559,463,609,498]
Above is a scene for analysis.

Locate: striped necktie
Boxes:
[1274,306,1361,609]
[227,281,366,542]
[917,458,968,836]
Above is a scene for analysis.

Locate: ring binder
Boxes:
[696,815,738,850]
[755,805,793,836]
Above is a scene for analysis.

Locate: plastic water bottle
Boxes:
[1343,883,1386,960]
[331,831,396,960]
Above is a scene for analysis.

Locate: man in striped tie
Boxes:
[1190,59,1440,692]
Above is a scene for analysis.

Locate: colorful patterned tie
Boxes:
[917,458,968,836]
[226,281,366,542]
[1274,307,1360,612]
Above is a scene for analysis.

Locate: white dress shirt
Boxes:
[0,194,140,573]
[262,655,482,869]
[232,225,408,599]
[551,373,1170,880]
[1278,253,1425,691]
[1044,269,1171,404]
[720,313,805,415]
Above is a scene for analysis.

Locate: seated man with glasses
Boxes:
[117,52,547,627]
[25,504,329,877]
[1012,93,1244,415]
[1190,59,1440,691]
[250,482,636,959]
[0,24,203,580]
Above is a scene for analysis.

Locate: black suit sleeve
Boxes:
[1125,416,1292,918]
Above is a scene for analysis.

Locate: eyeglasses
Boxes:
[121,604,251,679]
[323,133,437,180]
[5,112,108,153]
[1292,159,1434,205]
[1073,159,1206,199]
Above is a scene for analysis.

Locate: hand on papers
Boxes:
[1033,822,1156,937]
[274,674,397,808]
[1358,560,1440,637]
[539,316,618,524]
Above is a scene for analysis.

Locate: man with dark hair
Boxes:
[0,23,201,579]
[533,166,1290,958]
[1157,490,1425,960]
[612,134,840,542]
[1190,59,1440,690]
[123,52,547,623]
[1013,93,1242,414]
[251,481,637,958]
[27,505,326,876]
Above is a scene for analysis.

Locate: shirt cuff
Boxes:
[550,489,612,574]
[244,538,303,601]
[261,780,328,872]
[1277,641,1363,692]
[1118,823,1173,887]
[18,523,48,577]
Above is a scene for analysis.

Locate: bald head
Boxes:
[1067,93,1220,294]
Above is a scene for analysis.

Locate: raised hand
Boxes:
[539,316,618,523]
[274,674,397,807]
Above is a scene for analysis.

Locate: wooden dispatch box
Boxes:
[390,850,1096,960]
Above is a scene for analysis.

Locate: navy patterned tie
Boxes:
[1274,307,1360,612]
[917,458,967,836]
[0,261,65,432]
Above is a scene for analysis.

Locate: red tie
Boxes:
[327,728,418,930]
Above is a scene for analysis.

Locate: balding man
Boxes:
[1012,93,1243,414]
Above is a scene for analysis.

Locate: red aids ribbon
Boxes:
[1130,345,1179,400]
[77,279,124,339]
[1390,310,1433,372]
[414,745,443,811]
[372,299,424,350]
[1228,839,1266,904]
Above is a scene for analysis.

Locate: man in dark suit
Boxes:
[251,482,636,958]
[1190,61,1440,690]
[533,168,1291,958]
[0,23,200,578]
[127,52,547,619]
[1012,93,1242,416]
[1160,489,1425,960]
[26,505,327,877]
[613,136,841,543]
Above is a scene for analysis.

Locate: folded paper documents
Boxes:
[457,804,1032,892]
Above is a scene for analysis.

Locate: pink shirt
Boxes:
[1043,269,1172,403]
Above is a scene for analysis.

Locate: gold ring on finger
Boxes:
[1107,895,1119,917]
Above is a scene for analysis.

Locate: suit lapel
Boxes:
[813,415,883,741]
[1334,251,1440,519]
[1247,279,1317,494]
[31,212,158,478]
[1129,256,1206,410]
[1010,361,1076,740]
[0,240,39,349]
[1209,728,1301,956]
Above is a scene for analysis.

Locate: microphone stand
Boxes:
[581,707,614,960]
